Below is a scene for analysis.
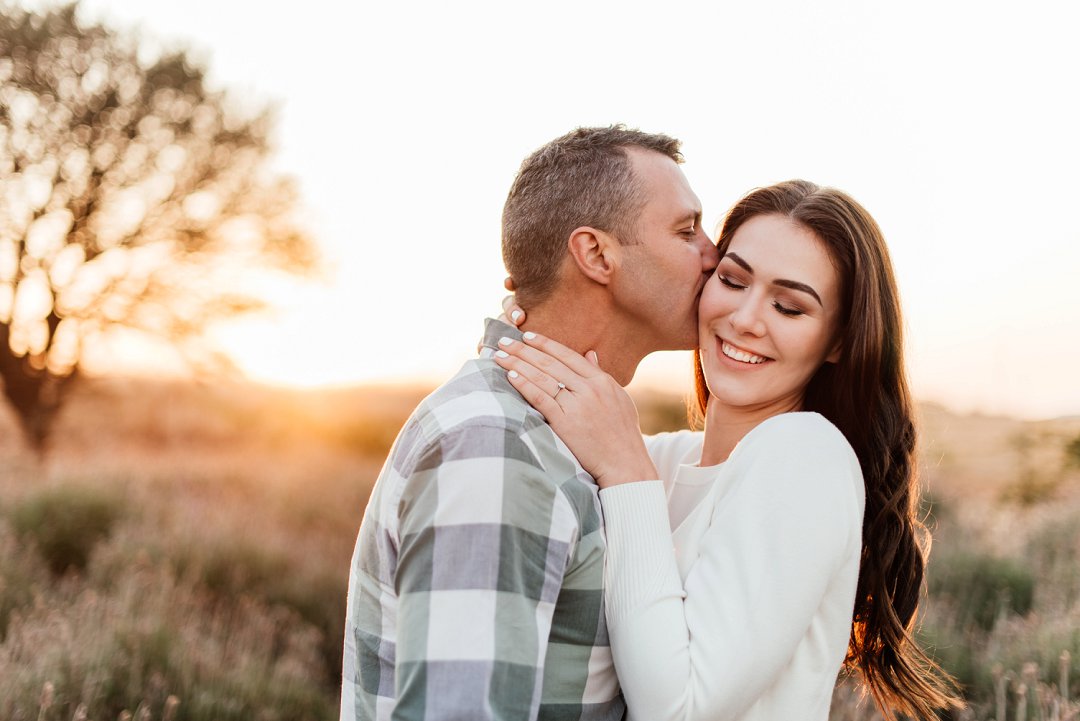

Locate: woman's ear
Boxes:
[826,337,842,364]
[567,226,618,285]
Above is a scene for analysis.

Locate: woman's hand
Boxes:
[492,331,657,489]
[482,279,526,354]
[498,277,526,327]
[498,295,526,327]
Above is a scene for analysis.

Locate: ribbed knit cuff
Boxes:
[600,481,684,628]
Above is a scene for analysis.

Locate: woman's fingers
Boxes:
[503,369,563,420]
[491,330,658,487]
[493,341,568,398]
[496,335,581,388]
[518,332,602,379]
[501,295,525,326]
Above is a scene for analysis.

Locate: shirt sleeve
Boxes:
[392,422,580,721]
[601,415,864,721]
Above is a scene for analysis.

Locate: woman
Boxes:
[493,180,959,720]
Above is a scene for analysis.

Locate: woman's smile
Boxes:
[698,213,842,413]
[718,338,771,365]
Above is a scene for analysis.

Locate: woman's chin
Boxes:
[704,379,805,417]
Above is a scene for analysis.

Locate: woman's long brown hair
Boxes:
[693,180,962,719]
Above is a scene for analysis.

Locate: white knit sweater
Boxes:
[600,412,865,721]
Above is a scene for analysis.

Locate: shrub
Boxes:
[1067,434,1080,469]
[1024,514,1080,608]
[928,551,1036,632]
[0,563,333,721]
[169,536,347,685]
[9,486,127,575]
[0,524,51,640]
[1000,469,1061,506]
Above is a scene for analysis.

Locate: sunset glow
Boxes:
[25,0,1080,420]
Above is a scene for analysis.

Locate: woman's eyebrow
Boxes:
[724,252,753,273]
[723,252,823,306]
[774,279,823,306]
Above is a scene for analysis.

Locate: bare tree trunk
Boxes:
[0,325,75,452]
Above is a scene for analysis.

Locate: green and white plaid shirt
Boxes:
[341,320,624,721]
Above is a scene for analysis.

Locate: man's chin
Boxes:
[644,323,698,353]
[676,327,701,352]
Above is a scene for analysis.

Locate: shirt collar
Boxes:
[478,318,523,358]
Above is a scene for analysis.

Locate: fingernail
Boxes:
[498,337,513,346]
[508,370,519,379]
[495,350,509,358]
[523,331,536,340]
[510,310,522,322]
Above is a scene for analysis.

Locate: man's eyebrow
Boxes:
[674,209,702,226]
[723,252,823,306]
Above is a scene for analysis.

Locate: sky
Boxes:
[26,0,1080,419]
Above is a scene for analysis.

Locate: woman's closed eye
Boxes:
[718,274,746,290]
[772,301,804,317]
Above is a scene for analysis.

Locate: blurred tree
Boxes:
[0,3,315,449]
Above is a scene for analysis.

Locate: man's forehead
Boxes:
[630,155,700,217]
[628,148,692,189]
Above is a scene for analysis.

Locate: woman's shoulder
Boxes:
[643,429,704,471]
[643,428,704,453]
[729,412,862,488]
[738,411,851,453]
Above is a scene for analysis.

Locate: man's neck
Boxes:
[519,292,649,387]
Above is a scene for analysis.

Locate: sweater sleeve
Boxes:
[600,414,863,721]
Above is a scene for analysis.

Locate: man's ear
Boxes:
[567,226,618,285]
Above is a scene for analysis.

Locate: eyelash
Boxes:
[773,303,803,317]
[718,275,805,317]
[718,275,745,290]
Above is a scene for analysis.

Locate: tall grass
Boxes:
[0,378,400,721]
[0,379,1077,719]
[0,547,331,720]
[9,485,126,575]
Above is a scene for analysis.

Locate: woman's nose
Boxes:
[729,299,766,337]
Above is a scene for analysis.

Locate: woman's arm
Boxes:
[490,333,862,718]
[603,415,864,721]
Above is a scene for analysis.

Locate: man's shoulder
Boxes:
[385,357,595,495]
[386,358,543,467]
[415,357,533,433]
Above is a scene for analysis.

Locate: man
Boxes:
[341,125,718,721]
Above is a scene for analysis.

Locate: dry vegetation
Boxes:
[0,378,420,721]
[0,379,1078,720]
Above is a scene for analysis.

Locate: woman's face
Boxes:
[698,213,843,415]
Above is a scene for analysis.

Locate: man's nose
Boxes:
[698,234,719,272]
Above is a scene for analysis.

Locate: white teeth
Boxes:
[722,341,767,364]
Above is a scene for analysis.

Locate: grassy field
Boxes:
[0,377,1078,720]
